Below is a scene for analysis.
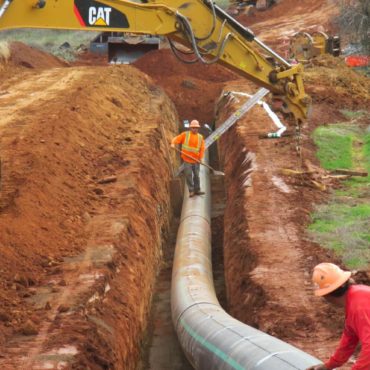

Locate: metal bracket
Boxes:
[0,0,12,19]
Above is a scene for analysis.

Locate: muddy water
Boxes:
[142,174,227,369]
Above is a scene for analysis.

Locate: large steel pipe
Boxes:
[171,162,322,369]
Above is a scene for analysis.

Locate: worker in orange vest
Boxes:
[307,263,370,370]
[171,120,205,197]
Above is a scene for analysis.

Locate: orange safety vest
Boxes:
[172,131,205,163]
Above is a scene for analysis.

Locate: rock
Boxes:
[59,42,71,49]
[181,80,196,89]
[92,188,104,195]
[28,277,37,286]
[57,304,70,313]
[97,175,117,184]
[0,309,11,322]
[14,274,29,287]
[58,279,67,286]
[20,320,39,336]
[110,97,123,108]
[82,212,91,224]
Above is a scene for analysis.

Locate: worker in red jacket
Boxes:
[171,120,205,197]
[307,262,370,370]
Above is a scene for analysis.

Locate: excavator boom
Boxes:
[0,0,311,121]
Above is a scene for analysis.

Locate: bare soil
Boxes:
[0,45,179,368]
[0,0,369,368]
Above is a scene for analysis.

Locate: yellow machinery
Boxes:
[289,31,340,61]
[0,0,311,122]
[230,0,275,11]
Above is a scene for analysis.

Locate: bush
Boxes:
[335,0,370,54]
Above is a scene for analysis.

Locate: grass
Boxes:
[214,0,231,9]
[0,29,99,61]
[309,112,370,269]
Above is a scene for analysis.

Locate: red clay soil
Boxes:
[215,1,369,367]
[134,0,369,367]
[0,47,180,368]
[239,0,340,53]
[0,0,369,368]
[134,49,238,124]
[9,41,69,69]
[71,51,108,67]
[217,79,368,369]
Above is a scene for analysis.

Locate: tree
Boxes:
[336,0,369,54]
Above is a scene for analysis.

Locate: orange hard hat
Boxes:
[312,263,351,297]
[190,120,201,128]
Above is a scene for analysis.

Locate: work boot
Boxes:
[189,191,195,197]
[195,190,205,195]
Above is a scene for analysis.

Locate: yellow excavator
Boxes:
[0,0,311,122]
[289,31,341,61]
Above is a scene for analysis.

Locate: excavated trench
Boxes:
[0,51,233,369]
[138,173,227,370]
[2,35,369,367]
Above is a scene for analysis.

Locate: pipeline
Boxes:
[171,161,322,369]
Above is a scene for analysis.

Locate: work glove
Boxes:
[306,365,328,370]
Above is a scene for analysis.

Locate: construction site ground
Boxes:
[0,0,369,369]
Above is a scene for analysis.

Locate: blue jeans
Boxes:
[183,162,200,193]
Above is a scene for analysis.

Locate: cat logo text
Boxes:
[88,7,112,26]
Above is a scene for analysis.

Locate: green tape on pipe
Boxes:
[180,318,245,370]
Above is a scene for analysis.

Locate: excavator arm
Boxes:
[0,0,311,121]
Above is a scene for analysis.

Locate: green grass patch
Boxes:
[340,109,369,120]
[364,133,370,170]
[313,125,355,170]
[309,114,370,269]
[0,29,99,61]
[214,0,231,9]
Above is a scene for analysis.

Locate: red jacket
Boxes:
[325,285,370,370]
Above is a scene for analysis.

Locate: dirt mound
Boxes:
[0,64,178,368]
[240,0,337,29]
[71,51,108,66]
[305,54,370,111]
[134,48,236,82]
[134,48,239,124]
[238,0,339,51]
[9,41,68,69]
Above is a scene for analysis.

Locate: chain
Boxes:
[294,121,305,185]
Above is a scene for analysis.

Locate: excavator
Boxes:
[0,0,311,122]
[230,0,275,11]
[289,30,341,61]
